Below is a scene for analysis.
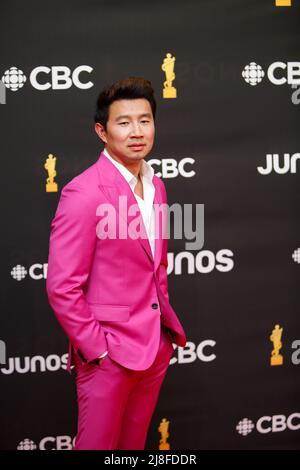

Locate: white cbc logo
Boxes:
[242,61,300,86]
[1,67,26,91]
[292,249,300,264]
[236,413,300,436]
[17,439,37,450]
[17,435,75,450]
[242,62,265,86]
[171,340,216,365]
[11,263,48,281]
[1,65,93,91]
[148,158,195,178]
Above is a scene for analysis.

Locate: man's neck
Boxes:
[105,148,142,179]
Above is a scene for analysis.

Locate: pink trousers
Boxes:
[73,325,174,450]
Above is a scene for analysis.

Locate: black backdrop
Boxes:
[0,0,299,450]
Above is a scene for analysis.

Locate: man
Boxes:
[46,77,186,450]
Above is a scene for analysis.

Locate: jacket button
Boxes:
[152,303,158,309]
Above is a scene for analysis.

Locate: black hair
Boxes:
[94,77,156,130]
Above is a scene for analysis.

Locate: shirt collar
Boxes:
[103,147,154,184]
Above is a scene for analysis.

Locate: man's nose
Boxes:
[130,122,143,137]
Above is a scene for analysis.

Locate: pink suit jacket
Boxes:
[46,151,186,373]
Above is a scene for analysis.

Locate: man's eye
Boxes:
[141,120,150,123]
[119,122,129,125]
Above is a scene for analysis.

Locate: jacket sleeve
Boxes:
[46,180,107,362]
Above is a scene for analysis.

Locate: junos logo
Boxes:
[257,153,300,175]
[1,353,68,375]
[1,65,93,92]
[167,249,234,275]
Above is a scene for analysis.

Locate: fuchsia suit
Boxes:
[46,151,186,449]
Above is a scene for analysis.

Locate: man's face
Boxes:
[95,98,155,165]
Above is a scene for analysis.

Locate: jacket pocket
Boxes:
[87,303,130,322]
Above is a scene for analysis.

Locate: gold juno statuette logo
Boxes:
[270,324,283,366]
[158,417,170,450]
[44,153,58,192]
[161,53,177,99]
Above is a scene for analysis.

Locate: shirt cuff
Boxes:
[98,351,108,359]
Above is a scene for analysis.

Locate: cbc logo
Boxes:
[11,263,48,281]
[171,340,216,365]
[148,158,195,178]
[242,61,300,86]
[236,413,300,436]
[17,435,75,450]
[1,65,93,92]
[242,62,265,86]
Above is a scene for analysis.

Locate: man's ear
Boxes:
[95,123,107,144]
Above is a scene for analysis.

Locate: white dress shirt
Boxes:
[96,148,156,361]
[103,147,156,258]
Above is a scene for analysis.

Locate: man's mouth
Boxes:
[128,144,146,149]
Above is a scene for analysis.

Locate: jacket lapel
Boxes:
[153,184,163,272]
[96,152,162,267]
